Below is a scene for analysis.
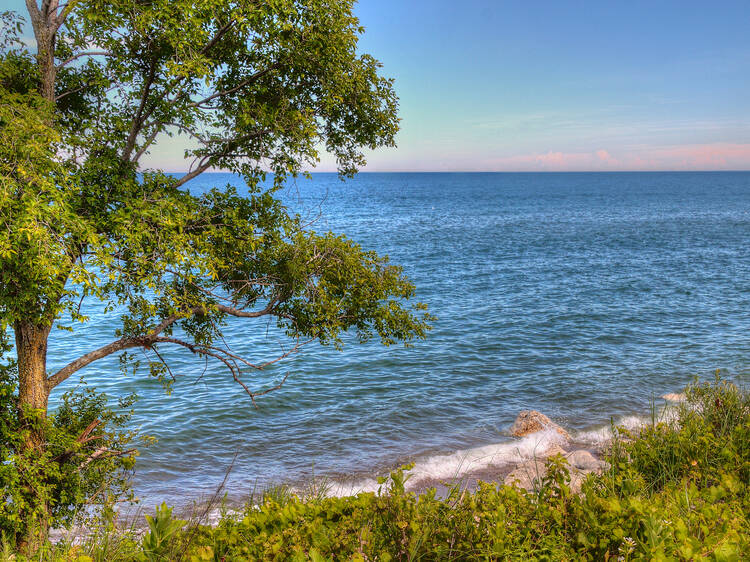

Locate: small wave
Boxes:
[323,403,686,498]
[322,428,569,497]
[574,402,682,445]
[573,414,647,444]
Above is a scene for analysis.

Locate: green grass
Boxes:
[6,377,749,561]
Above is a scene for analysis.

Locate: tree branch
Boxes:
[46,310,184,390]
[57,50,111,68]
[46,300,278,390]
[52,418,102,463]
[79,446,136,470]
[200,19,236,55]
[171,129,272,187]
[132,121,211,164]
[152,335,297,408]
[47,336,144,391]
[188,64,280,108]
[122,18,242,164]
[173,156,214,187]
[216,301,278,318]
[122,58,158,160]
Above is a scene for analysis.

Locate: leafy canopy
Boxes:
[0,0,429,397]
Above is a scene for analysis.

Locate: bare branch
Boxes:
[122,18,243,164]
[47,337,140,391]
[52,418,103,463]
[173,156,214,188]
[171,129,273,187]
[57,50,111,68]
[54,83,87,101]
[122,58,158,160]
[24,0,44,41]
[200,19,236,55]
[151,334,305,407]
[247,372,290,404]
[53,0,79,31]
[216,301,278,318]
[46,311,183,390]
[46,301,279,389]
[55,82,118,102]
[79,447,136,470]
[132,121,211,164]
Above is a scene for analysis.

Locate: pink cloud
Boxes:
[595,149,617,164]
[646,144,750,169]
[487,149,614,171]
[482,144,750,172]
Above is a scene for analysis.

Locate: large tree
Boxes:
[0,0,429,548]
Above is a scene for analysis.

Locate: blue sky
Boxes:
[347,0,750,171]
[8,0,750,171]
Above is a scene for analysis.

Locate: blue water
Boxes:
[48,172,750,504]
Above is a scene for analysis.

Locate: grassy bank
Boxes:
[5,378,749,561]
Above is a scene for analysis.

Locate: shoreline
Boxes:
[50,392,687,542]
[46,381,748,558]
[171,396,683,518]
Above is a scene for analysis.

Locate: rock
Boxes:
[504,457,548,491]
[504,449,608,494]
[661,393,686,402]
[565,450,609,471]
[510,410,570,440]
[568,469,592,494]
[542,444,567,458]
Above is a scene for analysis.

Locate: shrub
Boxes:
[4,377,748,560]
[0,346,139,548]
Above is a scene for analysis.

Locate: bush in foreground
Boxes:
[0,352,138,549]
[5,377,749,561]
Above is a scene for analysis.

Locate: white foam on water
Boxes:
[324,400,688,498]
[573,403,682,445]
[573,415,647,444]
[322,427,569,497]
[52,394,694,539]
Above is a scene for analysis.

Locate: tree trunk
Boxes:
[17,2,58,551]
[15,321,51,423]
[24,0,58,103]
[14,321,52,552]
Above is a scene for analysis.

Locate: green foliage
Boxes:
[0,0,417,342]
[2,378,749,560]
[607,375,750,493]
[158,378,750,560]
[141,503,187,562]
[0,358,138,545]
[2,0,428,547]
[1,0,429,394]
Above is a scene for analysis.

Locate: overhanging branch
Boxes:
[46,300,279,390]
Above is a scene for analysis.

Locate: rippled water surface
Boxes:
[48,172,750,504]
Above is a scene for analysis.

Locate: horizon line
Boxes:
[161,169,750,174]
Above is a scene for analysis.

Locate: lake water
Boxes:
[47,172,750,505]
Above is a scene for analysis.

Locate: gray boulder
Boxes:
[504,449,608,494]
[566,449,609,471]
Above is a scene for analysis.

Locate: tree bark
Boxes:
[14,320,52,552]
[16,4,61,550]
[25,0,57,102]
[15,321,51,419]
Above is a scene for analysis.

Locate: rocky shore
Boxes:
[502,409,609,494]
[406,407,617,498]
[419,392,686,496]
